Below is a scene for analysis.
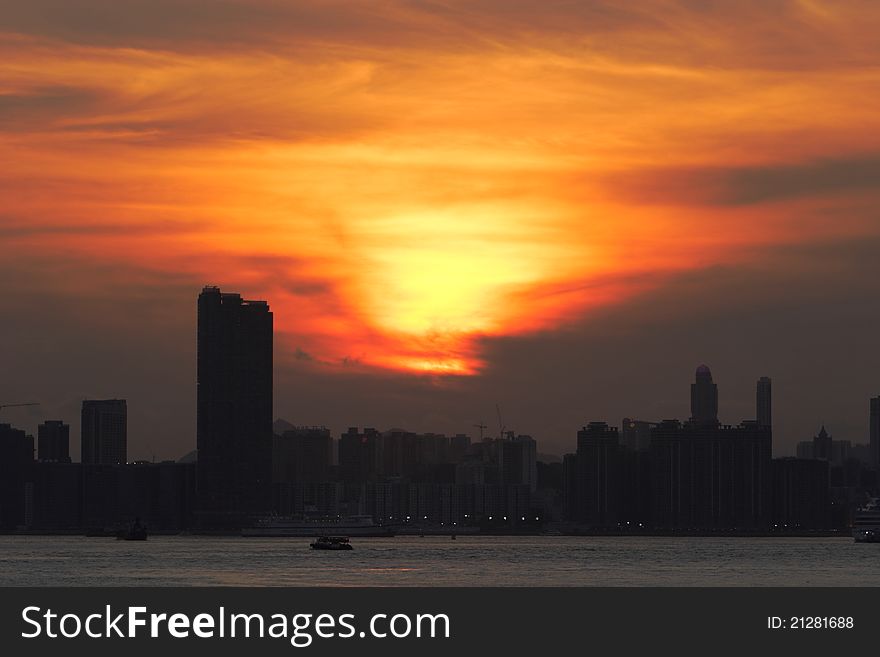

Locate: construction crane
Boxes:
[0,402,39,413]
[496,404,506,440]
[473,422,487,441]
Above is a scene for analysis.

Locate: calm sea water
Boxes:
[0,535,877,586]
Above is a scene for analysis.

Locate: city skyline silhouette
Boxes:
[0,285,876,535]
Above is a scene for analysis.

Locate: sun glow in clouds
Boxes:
[3,1,880,374]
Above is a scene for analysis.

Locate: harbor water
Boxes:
[0,535,877,586]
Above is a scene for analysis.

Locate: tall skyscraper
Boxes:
[756,376,772,428]
[38,420,70,463]
[197,286,273,525]
[81,399,127,465]
[690,364,718,425]
[870,396,879,467]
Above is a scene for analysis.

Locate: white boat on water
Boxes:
[310,536,353,550]
[242,515,395,537]
[852,498,880,543]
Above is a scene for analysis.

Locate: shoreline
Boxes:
[0,529,850,538]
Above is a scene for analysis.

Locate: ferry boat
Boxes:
[310,536,353,551]
[852,497,880,543]
[242,515,394,537]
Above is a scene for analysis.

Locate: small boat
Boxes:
[310,536,353,551]
[853,498,880,543]
[117,518,148,541]
[854,528,879,543]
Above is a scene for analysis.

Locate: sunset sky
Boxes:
[2,0,880,459]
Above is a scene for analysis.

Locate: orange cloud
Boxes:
[3,1,880,375]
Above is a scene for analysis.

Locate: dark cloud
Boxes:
[713,155,880,205]
[601,153,880,206]
[293,348,313,361]
[0,86,107,128]
[0,85,388,145]
[3,0,879,71]
[0,0,482,52]
[283,280,337,298]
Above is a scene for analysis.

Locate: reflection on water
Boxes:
[0,536,876,587]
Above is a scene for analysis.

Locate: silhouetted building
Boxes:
[812,425,833,461]
[82,462,196,531]
[0,424,34,529]
[757,376,772,428]
[418,432,452,467]
[502,433,537,493]
[871,396,880,468]
[375,430,465,483]
[339,427,382,483]
[562,453,577,519]
[381,429,419,480]
[569,422,620,527]
[618,445,652,527]
[829,458,875,528]
[621,418,655,452]
[349,430,462,485]
[535,460,564,522]
[846,443,875,467]
[274,481,343,518]
[197,286,273,526]
[690,365,719,425]
[650,419,771,530]
[455,459,485,486]
[81,464,120,529]
[771,458,831,530]
[832,441,852,466]
[81,399,127,465]
[466,438,504,485]
[796,429,851,467]
[38,420,71,463]
[31,462,81,529]
[449,434,471,463]
[119,461,197,530]
[273,426,333,484]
